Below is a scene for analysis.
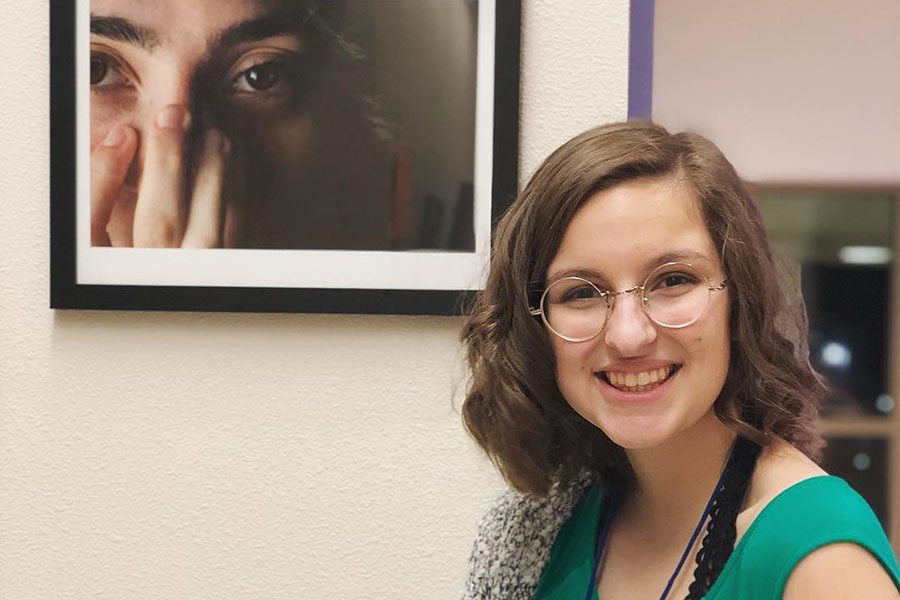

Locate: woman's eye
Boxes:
[232,61,287,93]
[90,52,131,89]
[663,274,691,287]
[554,284,604,305]
[565,286,598,300]
[651,272,699,291]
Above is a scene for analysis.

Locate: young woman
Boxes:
[461,121,900,599]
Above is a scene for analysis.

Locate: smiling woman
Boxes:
[460,121,900,599]
[89,0,398,249]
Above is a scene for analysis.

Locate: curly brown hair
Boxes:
[460,121,825,497]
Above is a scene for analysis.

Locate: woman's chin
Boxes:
[607,433,666,451]
[599,419,674,451]
[599,407,724,452]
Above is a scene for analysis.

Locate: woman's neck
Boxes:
[620,413,737,534]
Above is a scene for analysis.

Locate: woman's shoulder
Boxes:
[462,475,594,600]
[735,437,827,538]
[710,439,900,599]
[738,438,888,547]
[740,474,883,545]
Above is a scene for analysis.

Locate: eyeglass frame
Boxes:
[528,261,729,343]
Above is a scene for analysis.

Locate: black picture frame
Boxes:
[50,1,521,315]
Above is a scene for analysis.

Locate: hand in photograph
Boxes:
[90,106,239,248]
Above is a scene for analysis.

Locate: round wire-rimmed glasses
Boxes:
[529,261,729,343]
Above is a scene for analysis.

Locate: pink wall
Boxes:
[652,0,900,184]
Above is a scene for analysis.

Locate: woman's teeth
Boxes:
[603,366,674,392]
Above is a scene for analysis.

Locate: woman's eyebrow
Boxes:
[90,15,160,50]
[210,10,310,54]
[645,249,715,270]
[545,268,609,286]
[546,250,716,284]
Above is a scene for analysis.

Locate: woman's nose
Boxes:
[138,59,211,127]
[149,75,194,117]
[129,67,201,183]
[603,291,658,356]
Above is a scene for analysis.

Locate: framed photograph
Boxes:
[50,0,521,314]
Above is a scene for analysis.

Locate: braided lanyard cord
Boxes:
[687,437,762,598]
[584,437,756,600]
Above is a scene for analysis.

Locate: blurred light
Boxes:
[820,341,852,369]
[852,452,871,471]
[838,246,893,265]
[875,394,895,414]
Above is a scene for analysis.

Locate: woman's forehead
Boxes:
[545,179,719,280]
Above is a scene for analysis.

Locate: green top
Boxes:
[534,476,900,599]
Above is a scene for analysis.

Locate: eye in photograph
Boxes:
[89,47,136,92]
[232,60,286,92]
[224,49,308,110]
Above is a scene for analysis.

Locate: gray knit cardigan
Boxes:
[462,477,595,599]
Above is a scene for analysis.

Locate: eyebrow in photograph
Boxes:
[210,10,314,54]
[90,15,160,50]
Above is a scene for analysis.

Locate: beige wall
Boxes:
[653,0,900,184]
[0,1,629,598]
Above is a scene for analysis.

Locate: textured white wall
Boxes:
[0,1,628,598]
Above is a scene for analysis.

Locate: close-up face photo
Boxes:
[90,0,330,248]
[545,177,731,451]
[88,0,479,252]
[89,0,316,152]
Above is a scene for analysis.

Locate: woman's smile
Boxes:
[597,363,681,393]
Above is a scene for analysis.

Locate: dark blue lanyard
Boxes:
[584,464,729,600]
[583,490,621,600]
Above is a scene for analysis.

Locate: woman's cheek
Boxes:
[91,96,146,188]
[90,114,117,154]
[90,96,140,152]
[269,116,314,166]
[230,114,314,168]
